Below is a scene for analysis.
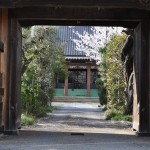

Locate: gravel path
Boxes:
[23,102,132,134]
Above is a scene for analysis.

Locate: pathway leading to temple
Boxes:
[1,102,150,150]
[23,101,132,134]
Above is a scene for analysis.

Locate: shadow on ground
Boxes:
[0,130,150,150]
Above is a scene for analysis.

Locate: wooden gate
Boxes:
[1,1,150,135]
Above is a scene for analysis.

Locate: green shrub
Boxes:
[105,109,132,122]
[111,114,123,121]
[112,115,132,122]
[122,115,132,122]
[105,34,127,110]
[105,109,121,120]
[34,106,47,118]
[31,101,47,118]
[37,88,49,106]
[47,88,55,105]
[46,105,54,112]
[21,114,35,126]
[95,78,107,105]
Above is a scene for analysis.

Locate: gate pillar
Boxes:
[0,9,21,135]
[133,21,150,135]
[0,8,12,134]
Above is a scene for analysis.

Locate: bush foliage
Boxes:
[97,34,127,111]
[21,114,35,126]
[95,78,107,105]
[21,26,67,119]
[105,34,127,110]
[105,109,132,122]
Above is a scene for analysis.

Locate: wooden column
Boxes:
[64,65,68,96]
[1,8,10,134]
[87,63,91,97]
[0,10,21,135]
[64,77,68,96]
[133,21,150,135]
[5,17,22,135]
[0,9,5,133]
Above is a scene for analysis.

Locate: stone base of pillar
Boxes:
[4,130,19,135]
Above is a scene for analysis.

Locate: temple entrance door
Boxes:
[68,70,87,97]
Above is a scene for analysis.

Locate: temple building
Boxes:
[55,26,98,97]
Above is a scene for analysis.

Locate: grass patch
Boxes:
[105,109,132,122]
[21,106,54,126]
[21,114,35,126]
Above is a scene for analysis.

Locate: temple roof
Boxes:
[57,26,93,59]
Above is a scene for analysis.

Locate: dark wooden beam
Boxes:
[1,0,150,10]
[19,20,138,28]
[0,0,12,7]
[9,7,150,21]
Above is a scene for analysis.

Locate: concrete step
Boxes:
[53,96,99,103]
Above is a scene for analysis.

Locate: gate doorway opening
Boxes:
[20,25,133,135]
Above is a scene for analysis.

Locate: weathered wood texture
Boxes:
[8,7,148,28]
[20,20,139,28]
[8,7,150,27]
[133,21,150,134]
[0,10,3,133]
[139,21,150,134]
[0,8,9,132]
[16,22,22,129]
[10,7,150,20]
[1,0,150,10]
[6,17,22,133]
[0,9,21,134]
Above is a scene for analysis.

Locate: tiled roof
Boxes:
[57,26,93,57]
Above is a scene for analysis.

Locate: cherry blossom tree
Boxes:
[71,26,124,64]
